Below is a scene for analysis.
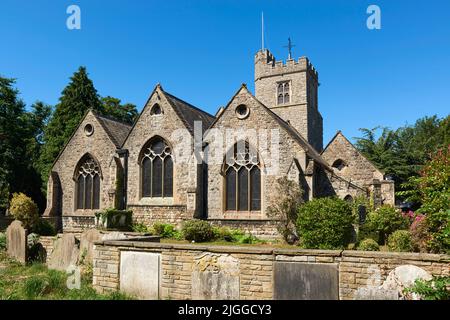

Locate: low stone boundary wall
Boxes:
[92,240,450,300]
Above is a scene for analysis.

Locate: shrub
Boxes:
[388,230,413,252]
[9,193,39,229]
[151,222,180,239]
[410,214,432,252]
[182,220,214,242]
[32,218,57,236]
[0,232,6,250]
[212,226,234,242]
[398,147,450,254]
[357,238,380,251]
[132,222,151,233]
[266,177,304,243]
[404,276,450,300]
[366,205,409,245]
[296,197,355,249]
[94,209,133,230]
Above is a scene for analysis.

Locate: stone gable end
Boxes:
[46,111,120,219]
[322,132,384,187]
[123,86,194,207]
[205,87,311,219]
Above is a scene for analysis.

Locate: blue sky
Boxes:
[1,0,449,144]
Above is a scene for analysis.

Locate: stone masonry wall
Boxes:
[129,205,189,228]
[92,241,449,300]
[45,111,120,218]
[205,87,312,220]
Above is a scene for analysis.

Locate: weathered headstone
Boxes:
[381,265,432,300]
[48,233,80,271]
[79,229,101,264]
[274,262,339,300]
[120,251,160,299]
[6,220,27,264]
[192,253,240,300]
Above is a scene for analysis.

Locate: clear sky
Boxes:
[1,0,449,144]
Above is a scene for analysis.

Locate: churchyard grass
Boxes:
[0,250,132,300]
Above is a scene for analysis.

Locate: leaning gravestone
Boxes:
[79,229,101,264]
[48,233,80,271]
[6,220,28,264]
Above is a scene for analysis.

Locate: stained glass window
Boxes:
[141,137,173,198]
[224,142,261,211]
[75,156,100,210]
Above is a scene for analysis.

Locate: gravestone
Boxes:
[120,251,160,299]
[79,229,101,264]
[6,220,27,264]
[192,253,240,300]
[381,265,432,300]
[274,262,339,300]
[48,233,79,271]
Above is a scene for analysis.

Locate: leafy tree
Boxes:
[101,96,138,125]
[355,115,449,200]
[38,66,102,185]
[354,127,408,184]
[266,177,304,243]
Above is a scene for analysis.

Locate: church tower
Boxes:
[254,49,323,151]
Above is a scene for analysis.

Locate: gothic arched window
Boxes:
[141,137,173,198]
[277,81,290,105]
[75,155,101,210]
[224,142,261,211]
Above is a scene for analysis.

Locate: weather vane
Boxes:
[284,37,296,60]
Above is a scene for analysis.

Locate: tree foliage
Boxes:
[355,115,449,200]
[101,96,138,125]
[38,66,103,185]
[400,147,450,253]
[0,77,50,212]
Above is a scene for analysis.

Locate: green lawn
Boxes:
[0,251,132,300]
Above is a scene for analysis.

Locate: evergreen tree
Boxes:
[0,78,49,213]
[101,96,138,124]
[38,66,102,185]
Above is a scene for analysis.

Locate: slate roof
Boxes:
[163,90,215,135]
[92,112,132,148]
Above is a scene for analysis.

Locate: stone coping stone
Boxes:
[342,250,450,262]
[273,248,342,257]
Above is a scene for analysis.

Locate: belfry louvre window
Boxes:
[225,142,261,211]
[141,137,173,197]
[76,156,100,210]
[277,81,290,105]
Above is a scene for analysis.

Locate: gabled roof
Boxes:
[322,130,385,175]
[163,90,215,135]
[210,84,332,171]
[92,111,132,148]
[49,109,126,172]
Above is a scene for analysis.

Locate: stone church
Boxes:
[44,49,394,236]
